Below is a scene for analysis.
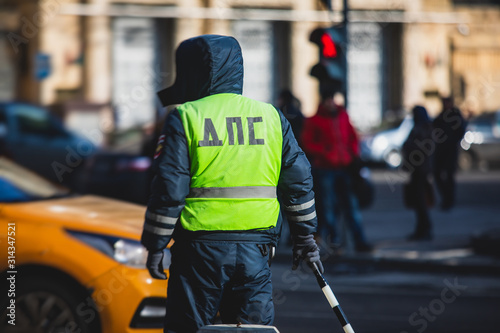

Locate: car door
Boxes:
[484,111,500,164]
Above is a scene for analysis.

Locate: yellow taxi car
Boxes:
[0,157,169,333]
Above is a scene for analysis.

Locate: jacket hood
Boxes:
[157,35,244,106]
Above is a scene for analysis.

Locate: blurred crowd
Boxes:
[0,86,474,255]
[276,90,468,254]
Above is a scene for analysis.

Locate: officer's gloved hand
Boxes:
[292,234,324,274]
[146,250,167,280]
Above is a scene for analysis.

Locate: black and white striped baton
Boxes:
[309,262,355,333]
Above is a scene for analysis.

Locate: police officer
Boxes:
[141,35,322,333]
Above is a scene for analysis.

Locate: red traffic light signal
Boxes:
[309,26,346,86]
[321,32,337,58]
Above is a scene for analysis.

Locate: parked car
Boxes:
[0,102,154,203]
[459,110,500,171]
[361,109,500,171]
[0,102,96,188]
[82,152,152,204]
[0,157,169,333]
[360,116,414,168]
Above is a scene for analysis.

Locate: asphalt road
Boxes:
[271,169,500,333]
[271,264,500,333]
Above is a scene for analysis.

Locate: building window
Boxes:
[232,20,290,104]
[112,17,156,130]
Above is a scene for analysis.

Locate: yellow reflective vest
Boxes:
[177,93,283,231]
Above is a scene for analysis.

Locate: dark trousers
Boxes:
[313,169,368,247]
[433,157,457,208]
[164,240,274,333]
[410,172,432,235]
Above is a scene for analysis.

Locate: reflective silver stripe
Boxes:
[143,223,174,236]
[188,186,277,199]
[146,211,178,225]
[285,199,315,212]
[287,211,317,222]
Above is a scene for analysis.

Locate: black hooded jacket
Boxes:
[157,35,244,106]
[141,35,317,251]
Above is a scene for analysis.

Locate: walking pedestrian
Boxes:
[402,106,434,240]
[141,35,322,333]
[301,89,372,253]
[433,96,466,210]
[276,89,305,246]
[277,89,304,140]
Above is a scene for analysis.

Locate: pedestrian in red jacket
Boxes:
[301,90,372,253]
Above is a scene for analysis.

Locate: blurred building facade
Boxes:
[1,0,500,135]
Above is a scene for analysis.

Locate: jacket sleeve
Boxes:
[141,109,191,251]
[346,112,360,157]
[276,108,317,237]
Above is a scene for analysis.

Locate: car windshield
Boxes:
[0,157,69,202]
[10,104,69,138]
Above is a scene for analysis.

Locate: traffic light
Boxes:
[309,26,346,94]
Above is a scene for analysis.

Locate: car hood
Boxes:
[374,121,413,146]
[374,128,400,141]
[3,195,146,239]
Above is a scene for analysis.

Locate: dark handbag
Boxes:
[351,168,375,210]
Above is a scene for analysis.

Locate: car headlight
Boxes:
[67,230,171,269]
[113,239,148,268]
[463,131,474,144]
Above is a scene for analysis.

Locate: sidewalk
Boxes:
[275,169,500,276]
